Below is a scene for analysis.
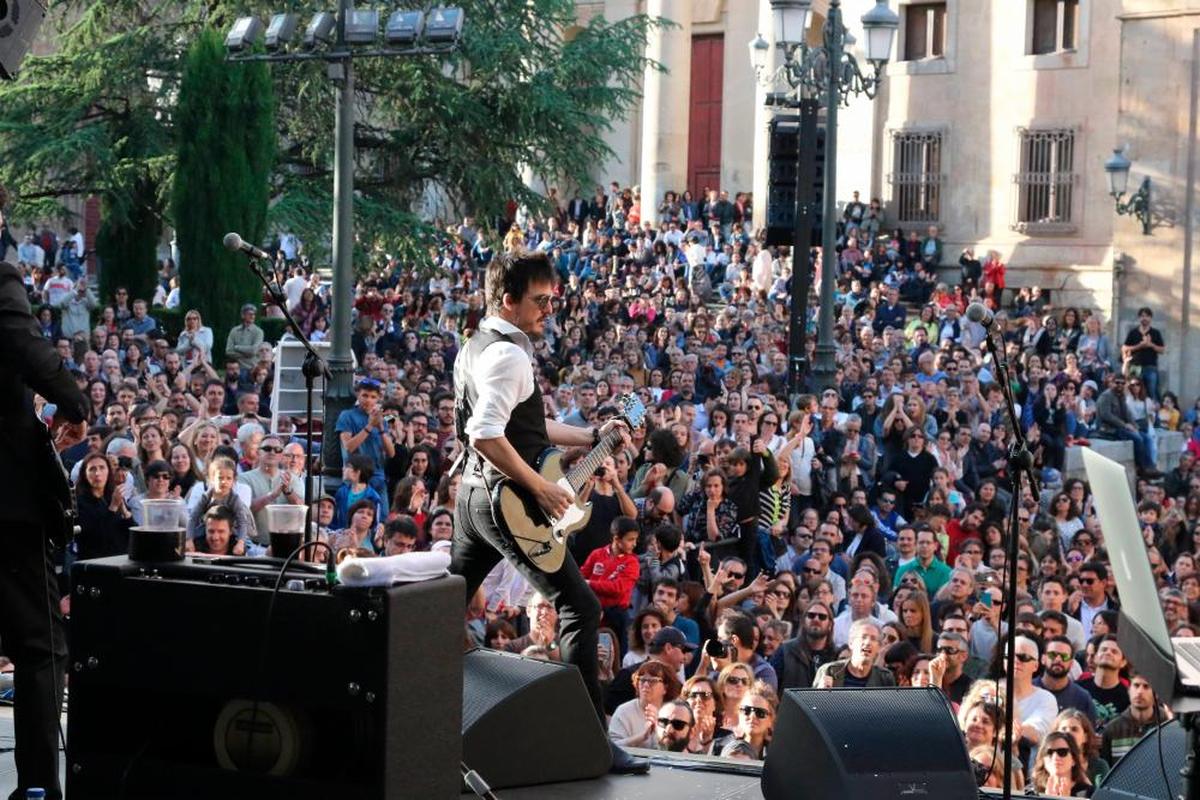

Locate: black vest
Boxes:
[455,325,551,486]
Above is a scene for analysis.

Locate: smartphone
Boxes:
[981,593,992,608]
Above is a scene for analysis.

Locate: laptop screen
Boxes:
[1081,447,1173,654]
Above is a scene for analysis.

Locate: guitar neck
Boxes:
[564,430,624,494]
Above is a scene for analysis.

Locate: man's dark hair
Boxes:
[926,504,951,519]
[1080,561,1109,581]
[203,504,236,527]
[660,699,694,726]
[610,515,638,538]
[653,577,680,596]
[1040,609,1068,629]
[485,251,557,314]
[1040,574,1068,593]
[385,515,419,539]
[720,611,758,651]
[1044,635,1073,651]
[654,523,682,552]
[204,379,225,393]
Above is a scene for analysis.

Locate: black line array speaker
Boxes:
[462,648,611,790]
[1093,718,1184,800]
[762,687,976,799]
[67,555,465,799]
[0,0,46,80]
[765,97,823,248]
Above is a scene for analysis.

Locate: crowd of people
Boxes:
[4,179,1198,796]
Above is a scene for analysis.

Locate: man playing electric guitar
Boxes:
[0,197,89,800]
[450,251,647,774]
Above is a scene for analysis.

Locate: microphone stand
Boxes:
[243,256,329,552]
[981,325,1039,800]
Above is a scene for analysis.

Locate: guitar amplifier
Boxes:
[66,555,465,799]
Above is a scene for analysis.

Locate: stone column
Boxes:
[751,0,774,231]
[638,0,692,226]
[599,0,642,187]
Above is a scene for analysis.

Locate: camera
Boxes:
[704,639,729,659]
[116,456,134,470]
[383,415,397,427]
[594,467,606,478]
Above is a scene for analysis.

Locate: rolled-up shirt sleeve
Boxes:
[465,341,534,441]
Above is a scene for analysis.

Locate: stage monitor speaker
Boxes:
[0,0,46,80]
[66,555,465,799]
[1093,718,1184,800]
[762,687,976,800]
[462,648,611,790]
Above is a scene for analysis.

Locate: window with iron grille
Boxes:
[889,130,943,223]
[1013,127,1077,233]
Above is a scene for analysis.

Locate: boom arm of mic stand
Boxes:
[982,329,1040,800]
[245,258,328,558]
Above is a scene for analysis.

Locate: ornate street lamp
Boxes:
[1104,148,1152,236]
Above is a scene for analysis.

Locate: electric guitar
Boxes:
[491,394,646,573]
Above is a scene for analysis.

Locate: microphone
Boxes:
[965,302,995,327]
[223,232,270,261]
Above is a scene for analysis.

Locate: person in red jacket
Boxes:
[582,516,641,651]
[945,503,987,565]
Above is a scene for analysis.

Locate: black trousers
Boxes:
[450,484,603,720]
[0,524,66,800]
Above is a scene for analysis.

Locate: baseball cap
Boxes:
[356,377,383,392]
[649,627,697,652]
[241,303,257,314]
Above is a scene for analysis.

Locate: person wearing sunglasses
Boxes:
[680,675,723,755]
[651,699,695,753]
[1011,635,1059,750]
[129,459,188,529]
[238,433,306,543]
[813,619,895,688]
[1034,636,1094,721]
[1031,729,1092,797]
[716,688,777,760]
[770,600,837,691]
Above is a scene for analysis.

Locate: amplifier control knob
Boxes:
[347,682,361,696]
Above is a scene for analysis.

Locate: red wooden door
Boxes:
[688,35,724,199]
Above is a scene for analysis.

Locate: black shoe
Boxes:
[609,742,651,775]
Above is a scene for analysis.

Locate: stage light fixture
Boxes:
[303,12,336,49]
[265,13,299,51]
[344,8,380,45]
[385,10,424,45]
[225,16,264,52]
[424,6,464,43]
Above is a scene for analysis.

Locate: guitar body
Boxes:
[491,448,593,574]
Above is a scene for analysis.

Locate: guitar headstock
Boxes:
[613,393,647,431]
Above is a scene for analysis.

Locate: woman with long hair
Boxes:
[1054,708,1110,786]
[719,686,777,760]
[898,592,934,653]
[680,674,724,755]
[1051,492,1085,554]
[1077,315,1113,381]
[136,422,167,467]
[1030,729,1092,797]
[176,309,214,361]
[715,663,756,732]
[184,421,221,473]
[75,453,134,561]
[622,607,667,669]
[86,379,108,423]
[169,442,203,499]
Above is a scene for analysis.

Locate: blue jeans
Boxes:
[1140,366,1160,401]
[1111,426,1156,469]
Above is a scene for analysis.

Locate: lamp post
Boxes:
[752,0,897,394]
[1104,147,1152,236]
[226,5,463,482]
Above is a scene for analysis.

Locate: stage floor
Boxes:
[0,710,765,800]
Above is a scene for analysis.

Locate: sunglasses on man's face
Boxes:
[657,717,690,731]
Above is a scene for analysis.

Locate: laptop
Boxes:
[1081,447,1200,698]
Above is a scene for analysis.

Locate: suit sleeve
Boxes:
[0,263,87,421]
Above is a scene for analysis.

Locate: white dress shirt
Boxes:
[458,316,535,442]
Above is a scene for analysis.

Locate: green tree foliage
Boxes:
[95,181,160,304]
[172,28,274,359]
[0,0,660,280]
